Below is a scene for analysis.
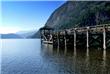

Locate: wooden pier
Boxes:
[40,24,110,49]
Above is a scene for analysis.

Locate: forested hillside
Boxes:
[45,1,110,30]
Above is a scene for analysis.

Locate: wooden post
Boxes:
[103,27,106,50]
[87,27,89,48]
[64,30,67,55]
[57,32,59,49]
[74,28,76,47]
[74,28,77,56]
[57,32,60,55]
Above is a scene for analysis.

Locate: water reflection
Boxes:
[86,47,89,57]
[85,47,89,73]
[74,46,76,57]
[64,46,67,55]
[102,49,106,74]
[57,46,59,56]
[103,50,106,61]
[1,39,110,74]
[42,43,110,74]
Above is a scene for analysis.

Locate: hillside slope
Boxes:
[45,1,110,30]
[32,1,110,38]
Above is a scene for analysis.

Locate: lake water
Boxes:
[1,39,110,74]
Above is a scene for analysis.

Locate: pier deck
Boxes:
[40,24,110,49]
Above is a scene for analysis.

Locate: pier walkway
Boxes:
[40,24,110,49]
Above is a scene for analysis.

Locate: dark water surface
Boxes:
[1,39,110,74]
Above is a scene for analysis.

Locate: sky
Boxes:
[0,0,66,34]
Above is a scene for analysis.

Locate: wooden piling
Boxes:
[64,31,67,55]
[74,28,76,47]
[87,27,89,48]
[40,24,110,49]
[57,32,59,49]
[103,27,106,50]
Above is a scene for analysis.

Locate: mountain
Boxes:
[1,34,22,39]
[45,1,110,30]
[33,1,110,38]
[31,30,41,38]
[16,31,37,38]
[0,31,37,39]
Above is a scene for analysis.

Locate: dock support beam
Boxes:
[64,31,67,55]
[87,27,89,48]
[103,27,106,50]
[57,32,59,49]
[74,28,76,55]
[74,28,76,47]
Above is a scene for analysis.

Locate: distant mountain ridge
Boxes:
[1,34,22,39]
[16,31,37,38]
[0,30,37,39]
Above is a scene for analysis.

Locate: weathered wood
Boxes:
[40,24,110,49]
[88,32,103,48]
[77,33,86,48]
[103,27,106,50]
[86,27,89,48]
[57,32,59,49]
[106,31,110,49]
[74,29,76,47]
[65,34,74,48]
[64,34,67,50]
